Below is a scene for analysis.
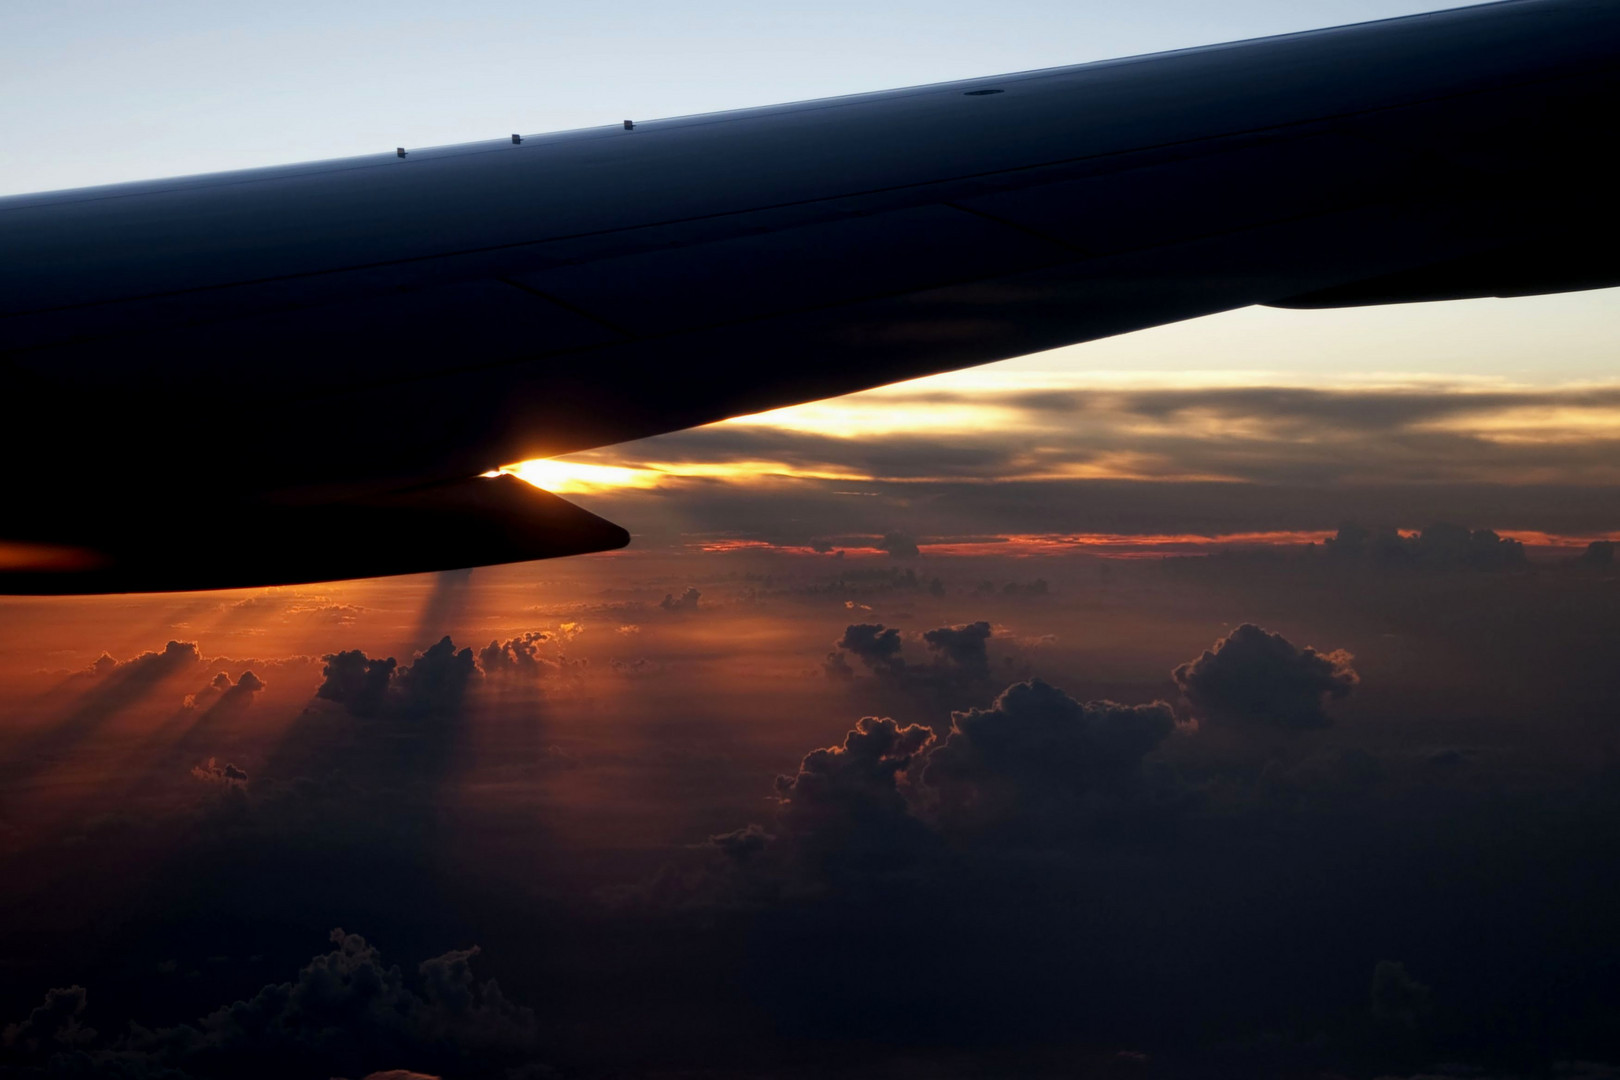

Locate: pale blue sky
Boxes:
[3,0,1487,195]
[4,0,1614,385]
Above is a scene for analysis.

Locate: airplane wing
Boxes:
[2,0,1617,593]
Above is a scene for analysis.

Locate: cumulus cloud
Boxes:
[1172,624,1358,729]
[922,621,993,679]
[1,985,94,1053]
[84,929,545,1079]
[921,680,1178,839]
[317,651,399,717]
[1326,521,1527,569]
[183,669,266,715]
[81,640,200,680]
[876,532,921,559]
[393,637,478,714]
[477,632,552,677]
[1579,540,1615,566]
[834,624,905,676]
[191,757,249,786]
[707,823,774,863]
[659,587,701,612]
[316,637,477,718]
[768,717,937,879]
[821,651,856,681]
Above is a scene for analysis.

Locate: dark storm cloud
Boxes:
[835,624,905,676]
[393,637,478,714]
[875,532,920,559]
[691,677,1182,896]
[316,651,398,717]
[1,986,94,1053]
[769,716,938,877]
[921,680,1179,839]
[634,717,941,906]
[828,620,1013,705]
[922,622,992,679]
[1172,624,1357,729]
[316,637,477,718]
[1325,521,1528,569]
[1579,539,1616,565]
[1,931,543,1080]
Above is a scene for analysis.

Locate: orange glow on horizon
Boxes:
[690,531,1341,559]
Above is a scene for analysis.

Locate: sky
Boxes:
[3,2,1620,1079]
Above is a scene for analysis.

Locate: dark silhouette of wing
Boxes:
[2,0,1617,591]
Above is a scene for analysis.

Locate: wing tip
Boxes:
[0,473,632,595]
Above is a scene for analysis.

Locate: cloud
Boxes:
[316,637,477,718]
[92,929,544,1079]
[768,716,937,880]
[183,670,266,716]
[560,380,1620,498]
[920,679,1179,839]
[659,587,701,612]
[542,377,1620,557]
[821,651,856,681]
[978,578,1050,597]
[1172,624,1358,729]
[1579,540,1616,566]
[477,632,553,677]
[81,640,200,681]
[191,757,249,786]
[834,624,905,676]
[316,651,398,718]
[608,656,661,678]
[1,986,94,1053]
[393,637,478,715]
[876,532,920,559]
[1326,521,1527,569]
[922,621,993,679]
[707,823,774,863]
